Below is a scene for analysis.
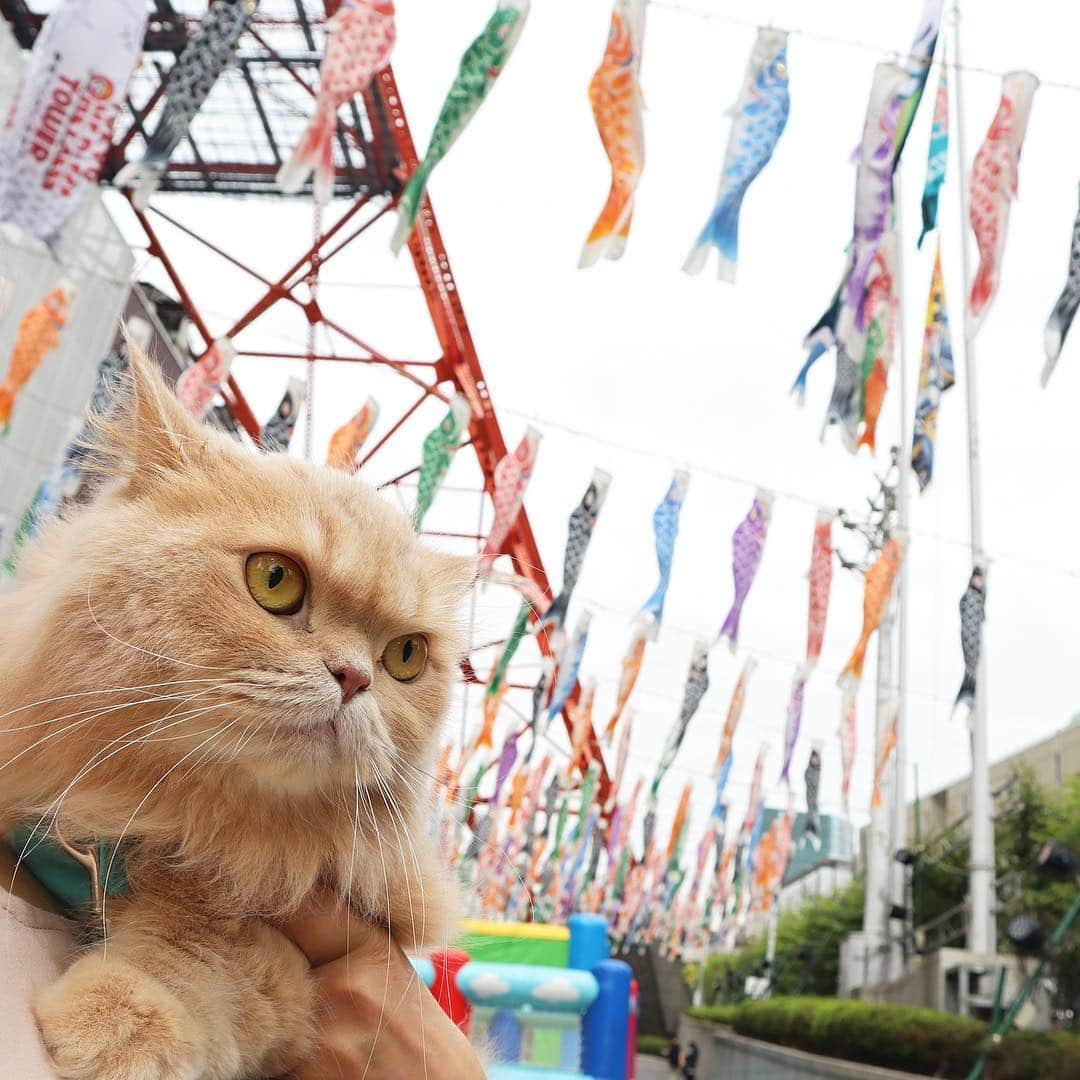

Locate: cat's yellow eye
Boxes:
[382,634,429,682]
[245,553,306,616]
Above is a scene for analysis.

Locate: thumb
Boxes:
[278,889,389,967]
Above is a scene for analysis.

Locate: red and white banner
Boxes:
[0,0,146,250]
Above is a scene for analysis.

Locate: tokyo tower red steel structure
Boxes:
[0,0,610,802]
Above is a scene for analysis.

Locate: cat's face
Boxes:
[14,345,474,799]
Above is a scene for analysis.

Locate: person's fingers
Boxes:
[278,888,388,967]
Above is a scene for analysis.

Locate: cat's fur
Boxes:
[0,344,472,1079]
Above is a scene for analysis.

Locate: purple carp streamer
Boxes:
[716,489,772,652]
[1043,183,1080,387]
[967,71,1038,339]
[779,671,806,785]
[540,469,611,634]
[684,29,790,282]
[637,470,689,639]
[796,0,942,414]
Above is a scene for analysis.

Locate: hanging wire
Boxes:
[500,406,1080,584]
[647,0,1080,94]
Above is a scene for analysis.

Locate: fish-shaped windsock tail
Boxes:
[0,387,13,434]
[953,671,977,717]
[579,182,635,268]
[538,590,569,636]
[918,192,939,249]
[838,642,867,688]
[791,341,828,405]
[277,104,337,205]
[716,605,740,653]
[968,257,997,337]
[112,159,167,212]
[683,189,743,282]
[1043,288,1080,387]
[390,164,432,254]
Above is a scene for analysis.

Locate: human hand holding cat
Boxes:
[280,890,485,1080]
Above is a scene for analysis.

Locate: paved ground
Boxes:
[636,1055,674,1079]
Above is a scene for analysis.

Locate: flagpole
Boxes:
[889,166,912,982]
[951,1,996,958]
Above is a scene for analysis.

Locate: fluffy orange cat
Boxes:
[0,345,472,1078]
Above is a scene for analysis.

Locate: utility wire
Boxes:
[647,0,1080,95]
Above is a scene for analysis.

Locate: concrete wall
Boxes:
[905,721,1080,841]
[852,947,1049,1030]
[676,1016,930,1080]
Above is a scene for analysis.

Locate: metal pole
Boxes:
[863,609,894,989]
[890,167,912,982]
[951,0,996,958]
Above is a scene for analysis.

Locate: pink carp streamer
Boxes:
[805,510,834,667]
[480,426,541,573]
[175,338,236,420]
[839,683,857,816]
[967,71,1038,338]
[277,1,396,204]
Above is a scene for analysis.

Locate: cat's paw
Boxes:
[34,955,206,1080]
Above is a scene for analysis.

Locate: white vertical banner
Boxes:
[0,0,146,250]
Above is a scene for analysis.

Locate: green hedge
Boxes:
[689,997,1080,1078]
[636,1034,669,1057]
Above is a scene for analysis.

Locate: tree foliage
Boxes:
[689,770,1080,1029]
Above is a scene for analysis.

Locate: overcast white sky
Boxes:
[104,0,1080,853]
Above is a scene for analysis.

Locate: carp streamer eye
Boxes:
[382,634,429,682]
[245,553,307,616]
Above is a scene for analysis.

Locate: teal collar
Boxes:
[6,828,128,913]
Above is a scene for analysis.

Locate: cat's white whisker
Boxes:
[0,688,232,777]
[86,573,229,672]
[375,765,429,1080]
[356,771,392,1080]
[8,690,233,883]
[0,677,226,730]
[101,717,242,950]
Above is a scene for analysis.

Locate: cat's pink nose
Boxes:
[327,663,371,704]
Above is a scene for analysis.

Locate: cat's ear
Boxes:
[92,327,208,492]
[430,552,479,602]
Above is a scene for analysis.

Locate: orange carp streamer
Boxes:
[838,537,904,686]
[580,0,646,268]
[0,286,70,433]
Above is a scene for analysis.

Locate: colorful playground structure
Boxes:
[412,914,637,1080]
